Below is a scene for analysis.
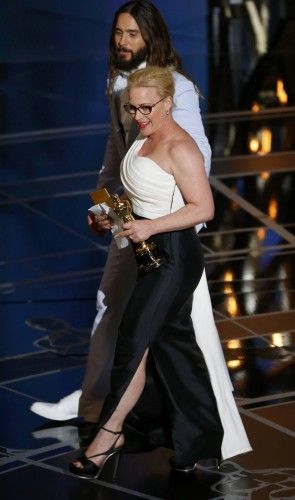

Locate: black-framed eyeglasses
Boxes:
[123,97,165,116]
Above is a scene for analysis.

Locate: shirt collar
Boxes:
[118,61,147,78]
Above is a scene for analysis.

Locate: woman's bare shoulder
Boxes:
[168,131,202,163]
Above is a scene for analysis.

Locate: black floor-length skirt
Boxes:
[97,226,223,466]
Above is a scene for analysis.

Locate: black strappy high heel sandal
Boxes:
[69,426,124,480]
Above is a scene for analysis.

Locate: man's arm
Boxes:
[90,125,123,235]
[97,75,128,192]
[97,128,123,193]
[172,72,211,177]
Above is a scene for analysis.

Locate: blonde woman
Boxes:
[69,66,251,478]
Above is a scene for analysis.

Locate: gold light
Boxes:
[224,271,234,295]
[276,79,288,105]
[227,360,241,369]
[227,296,239,317]
[224,271,234,282]
[251,102,260,112]
[257,227,266,241]
[260,127,272,155]
[223,271,239,317]
[227,339,241,349]
[249,137,260,153]
[271,333,284,347]
[248,128,272,156]
[268,197,278,220]
[261,171,270,181]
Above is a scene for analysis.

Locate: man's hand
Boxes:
[88,212,113,236]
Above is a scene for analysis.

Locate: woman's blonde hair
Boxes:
[127,65,175,99]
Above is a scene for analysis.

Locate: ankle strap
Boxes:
[101,425,122,435]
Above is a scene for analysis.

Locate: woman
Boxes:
[70,66,251,478]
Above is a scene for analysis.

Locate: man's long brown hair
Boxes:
[108,0,189,94]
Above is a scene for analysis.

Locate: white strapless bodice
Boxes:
[121,138,185,219]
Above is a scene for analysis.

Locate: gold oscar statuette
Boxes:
[90,188,167,272]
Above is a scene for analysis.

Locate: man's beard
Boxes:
[114,46,148,72]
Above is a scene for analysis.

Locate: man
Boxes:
[30,0,251,464]
[31,0,211,423]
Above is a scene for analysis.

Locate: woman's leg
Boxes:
[72,349,149,468]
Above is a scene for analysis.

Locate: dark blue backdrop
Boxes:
[1,0,208,134]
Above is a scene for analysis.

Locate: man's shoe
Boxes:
[32,425,80,449]
[30,389,82,421]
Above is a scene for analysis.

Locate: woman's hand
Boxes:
[119,220,153,243]
[87,212,113,236]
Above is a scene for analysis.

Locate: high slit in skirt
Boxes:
[97,226,224,466]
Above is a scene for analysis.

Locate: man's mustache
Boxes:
[117,47,132,54]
